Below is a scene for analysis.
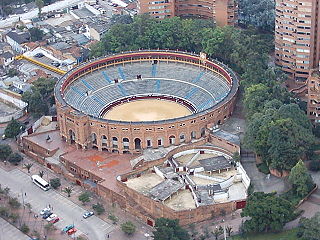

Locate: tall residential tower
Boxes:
[137,0,238,26]
[275,0,320,82]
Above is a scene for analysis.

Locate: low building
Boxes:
[307,68,320,124]
[0,52,14,67]
[5,31,30,53]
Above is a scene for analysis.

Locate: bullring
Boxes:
[55,50,239,153]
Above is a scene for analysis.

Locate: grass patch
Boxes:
[231,228,298,240]
[256,162,270,174]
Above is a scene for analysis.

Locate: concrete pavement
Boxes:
[0,167,114,240]
[0,217,30,240]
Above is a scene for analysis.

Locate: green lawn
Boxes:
[230,229,298,240]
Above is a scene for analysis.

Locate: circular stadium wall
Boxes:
[55,50,239,154]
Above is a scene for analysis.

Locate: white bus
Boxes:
[31,175,50,191]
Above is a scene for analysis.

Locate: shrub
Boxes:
[50,178,61,189]
[7,153,23,165]
[78,192,91,205]
[256,162,270,174]
[108,214,118,224]
[92,203,105,215]
[21,223,30,233]
[121,221,136,235]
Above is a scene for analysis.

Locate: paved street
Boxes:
[0,167,114,240]
[0,217,29,240]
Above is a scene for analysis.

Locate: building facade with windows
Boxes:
[275,0,320,81]
[137,0,238,26]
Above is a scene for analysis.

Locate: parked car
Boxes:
[46,213,58,222]
[40,207,51,215]
[34,53,44,58]
[82,211,94,219]
[42,212,53,219]
[49,216,60,224]
[67,228,77,235]
[62,224,74,233]
[51,61,60,67]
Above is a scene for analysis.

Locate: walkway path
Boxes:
[0,217,30,240]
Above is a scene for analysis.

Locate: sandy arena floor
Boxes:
[103,100,192,121]
[165,190,196,211]
[125,173,164,195]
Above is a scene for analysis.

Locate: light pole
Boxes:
[222,219,226,240]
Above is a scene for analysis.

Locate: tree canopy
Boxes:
[297,213,320,240]
[29,28,44,42]
[153,218,190,240]
[238,0,275,31]
[289,160,314,198]
[0,144,12,161]
[241,192,294,233]
[22,77,56,117]
[5,119,24,138]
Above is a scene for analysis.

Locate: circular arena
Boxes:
[55,50,239,153]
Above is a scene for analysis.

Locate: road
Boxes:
[0,0,84,28]
[0,167,114,240]
[0,217,30,240]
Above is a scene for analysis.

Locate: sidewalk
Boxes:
[18,152,154,240]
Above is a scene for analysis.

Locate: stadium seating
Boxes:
[63,60,231,118]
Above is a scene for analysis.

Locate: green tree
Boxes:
[7,68,19,77]
[64,187,73,197]
[92,203,105,215]
[0,206,10,217]
[0,144,12,161]
[24,163,33,173]
[7,153,23,165]
[29,28,44,41]
[78,192,91,205]
[268,118,314,171]
[213,226,223,240]
[49,178,61,189]
[244,84,271,118]
[153,218,190,240]
[241,192,294,233]
[226,226,233,237]
[121,221,136,235]
[35,0,44,16]
[238,0,275,31]
[4,119,24,138]
[297,212,320,240]
[289,160,314,198]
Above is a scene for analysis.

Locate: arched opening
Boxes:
[112,149,119,153]
[169,135,176,145]
[157,138,163,147]
[191,131,196,139]
[201,128,206,137]
[218,120,221,125]
[146,139,152,148]
[102,148,108,152]
[179,133,185,143]
[123,150,130,154]
[69,129,75,144]
[134,138,141,149]
[112,137,118,148]
[91,133,97,145]
[92,145,98,150]
[101,135,107,147]
[123,138,129,149]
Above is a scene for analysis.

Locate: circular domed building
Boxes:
[55,50,239,154]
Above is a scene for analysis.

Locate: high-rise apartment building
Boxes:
[275,0,320,82]
[137,0,238,26]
